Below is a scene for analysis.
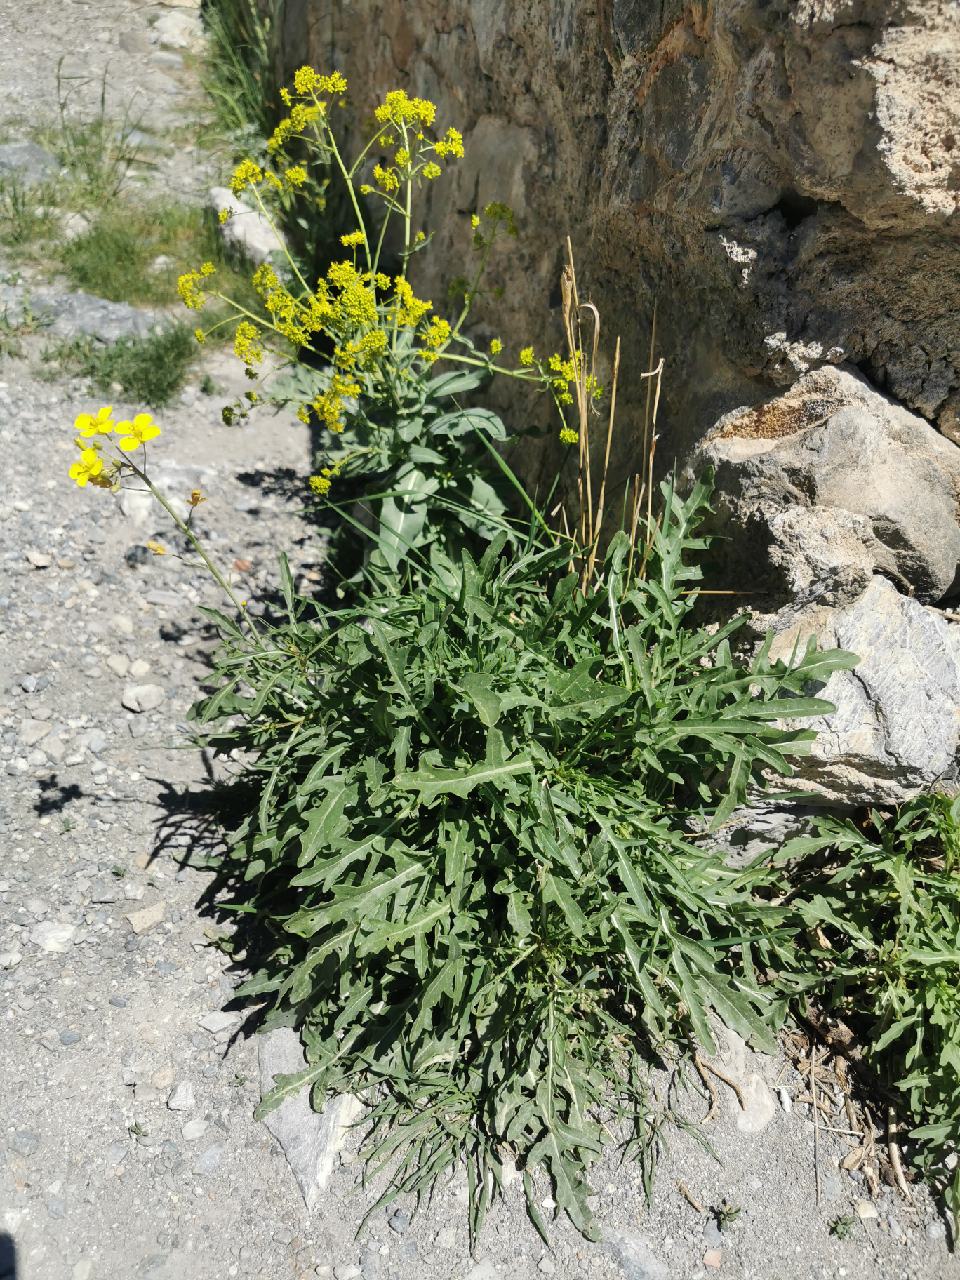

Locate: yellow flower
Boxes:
[393,277,432,327]
[340,230,365,248]
[145,540,167,556]
[116,413,161,452]
[423,316,450,350]
[233,321,264,365]
[177,266,213,310]
[470,214,480,229]
[194,328,206,345]
[559,427,579,445]
[422,161,442,181]
[292,66,346,96]
[490,338,503,356]
[394,147,411,168]
[415,231,426,244]
[189,489,206,507]
[74,405,114,437]
[69,447,104,487]
[284,165,307,188]
[434,127,464,159]
[218,208,232,224]
[374,90,436,128]
[293,66,319,94]
[372,163,399,193]
[519,346,535,367]
[230,159,263,194]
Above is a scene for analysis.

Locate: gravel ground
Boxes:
[1,4,958,1279]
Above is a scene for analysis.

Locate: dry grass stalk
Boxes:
[559,240,664,593]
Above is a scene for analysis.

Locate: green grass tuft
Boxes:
[53,324,197,407]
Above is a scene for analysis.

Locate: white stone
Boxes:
[153,10,203,51]
[167,1081,195,1111]
[125,901,166,934]
[181,1118,208,1142]
[121,683,165,713]
[31,921,76,953]
[209,186,286,267]
[199,1010,239,1035]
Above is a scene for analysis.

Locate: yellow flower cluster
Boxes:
[559,427,579,446]
[177,262,215,310]
[422,316,450,354]
[372,163,399,194]
[68,408,161,487]
[547,351,603,406]
[327,261,378,327]
[374,89,436,129]
[230,159,263,194]
[234,321,264,366]
[434,127,464,159]
[519,346,535,367]
[307,373,361,433]
[308,455,346,496]
[392,277,432,328]
[293,67,347,96]
[284,165,307,188]
[340,230,365,248]
[336,328,388,372]
[268,102,325,153]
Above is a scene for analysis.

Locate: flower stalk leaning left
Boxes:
[69,406,260,640]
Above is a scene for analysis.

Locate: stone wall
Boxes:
[278,0,959,477]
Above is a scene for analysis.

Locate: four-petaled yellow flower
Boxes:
[74,405,114,437]
[145,540,167,556]
[117,413,161,452]
[69,447,105,487]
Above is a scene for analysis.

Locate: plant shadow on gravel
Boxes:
[34,773,84,817]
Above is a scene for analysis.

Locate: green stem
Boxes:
[124,453,263,643]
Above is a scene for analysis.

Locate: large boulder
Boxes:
[770,576,960,806]
[279,0,960,468]
[686,366,960,611]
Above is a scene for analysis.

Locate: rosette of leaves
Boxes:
[788,795,960,1227]
[193,478,857,1239]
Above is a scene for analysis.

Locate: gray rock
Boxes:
[198,1010,239,1035]
[258,1027,363,1210]
[194,1142,224,1174]
[461,1264,497,1280]
[59,1029,81,1046]
[154,9,203,50]
[0,284,158,344]
[687,367,960,611]
[167,1081,195,1111]
[9,1130,40,1156]
[0,951,22,970]
[771,576,960,805]
[604,1231,669,1280]
[121,684,165,713]
[0,141,58,185]
[209,186,286,267]
[19,718,50,746]
[333,1266,361,1280]
[181,1118,208,1142]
